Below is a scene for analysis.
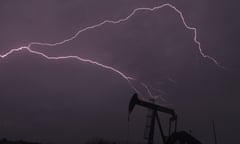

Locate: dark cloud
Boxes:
[0,0,239,143]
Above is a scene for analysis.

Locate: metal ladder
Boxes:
[144,99,155,140]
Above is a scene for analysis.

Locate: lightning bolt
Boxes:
[0,3,221,99]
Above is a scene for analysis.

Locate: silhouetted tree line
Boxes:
[0,138,42,144]
[0,138,144,144]
[85,138,116,144]
[85,138,145,144]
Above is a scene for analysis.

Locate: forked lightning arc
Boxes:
[0,3,220,99]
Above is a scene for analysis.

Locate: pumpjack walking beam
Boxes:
[128,93,177,144]
[129,93,176,118]
[128,93,202,144]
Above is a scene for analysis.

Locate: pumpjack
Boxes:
[128,93,202,144]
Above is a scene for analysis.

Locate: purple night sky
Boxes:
[0,0,239,143]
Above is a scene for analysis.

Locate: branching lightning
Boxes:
[0,3,221,100]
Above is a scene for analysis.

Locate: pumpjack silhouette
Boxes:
[128,93,202,144]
